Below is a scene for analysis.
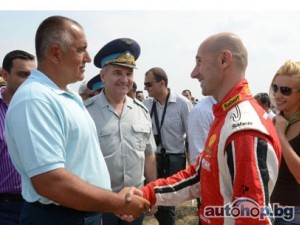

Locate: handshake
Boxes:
[117,187,158,222]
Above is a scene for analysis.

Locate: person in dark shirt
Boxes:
[270,60,300,225]
[0,50,36,225]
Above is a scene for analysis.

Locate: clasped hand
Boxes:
[116,187,157,222]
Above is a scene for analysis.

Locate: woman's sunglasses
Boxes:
[272,84,300,96]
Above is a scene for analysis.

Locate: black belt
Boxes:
[0,193,23,202]
[29,201,98,216]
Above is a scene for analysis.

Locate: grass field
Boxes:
[142,200,199,225]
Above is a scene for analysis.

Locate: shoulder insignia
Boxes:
[133,98,149,113]
[84,96,97,107]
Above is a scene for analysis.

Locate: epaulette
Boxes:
[84,95,97,107]
[133,98,149,113]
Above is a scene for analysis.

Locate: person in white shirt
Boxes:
[187,96,216,165]
[254,92,276,120]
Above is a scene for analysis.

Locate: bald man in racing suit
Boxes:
[125,32,281,225]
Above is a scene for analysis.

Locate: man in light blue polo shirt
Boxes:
[5,15,149,225]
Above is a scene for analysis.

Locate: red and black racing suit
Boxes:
[142,80,281,225]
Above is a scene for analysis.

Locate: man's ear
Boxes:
[220,50,232,66]
[100,69,105,81]
[1,69,8,82]
[48,44,61,63]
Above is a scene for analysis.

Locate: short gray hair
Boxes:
[35,16,81,61]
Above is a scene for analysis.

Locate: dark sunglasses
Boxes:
[272,84,300,96]
[144,81,158,88]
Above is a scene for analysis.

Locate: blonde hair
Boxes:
[269,60,300,105]
[272,60,300,83]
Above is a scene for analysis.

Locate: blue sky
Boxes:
[1,9,300,100]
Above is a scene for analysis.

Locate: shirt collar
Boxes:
[213,79,252,116]
[168,89,177,103]
[97,91,133,109]
[29,69,83,105]
[30,69,75,95]
[0,86,6,100]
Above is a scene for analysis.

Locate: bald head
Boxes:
[191,32,249,102]
[201,32,248,72]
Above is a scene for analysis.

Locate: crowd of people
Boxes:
[0,15,299,225]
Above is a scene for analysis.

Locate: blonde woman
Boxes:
[271,60,300,225]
